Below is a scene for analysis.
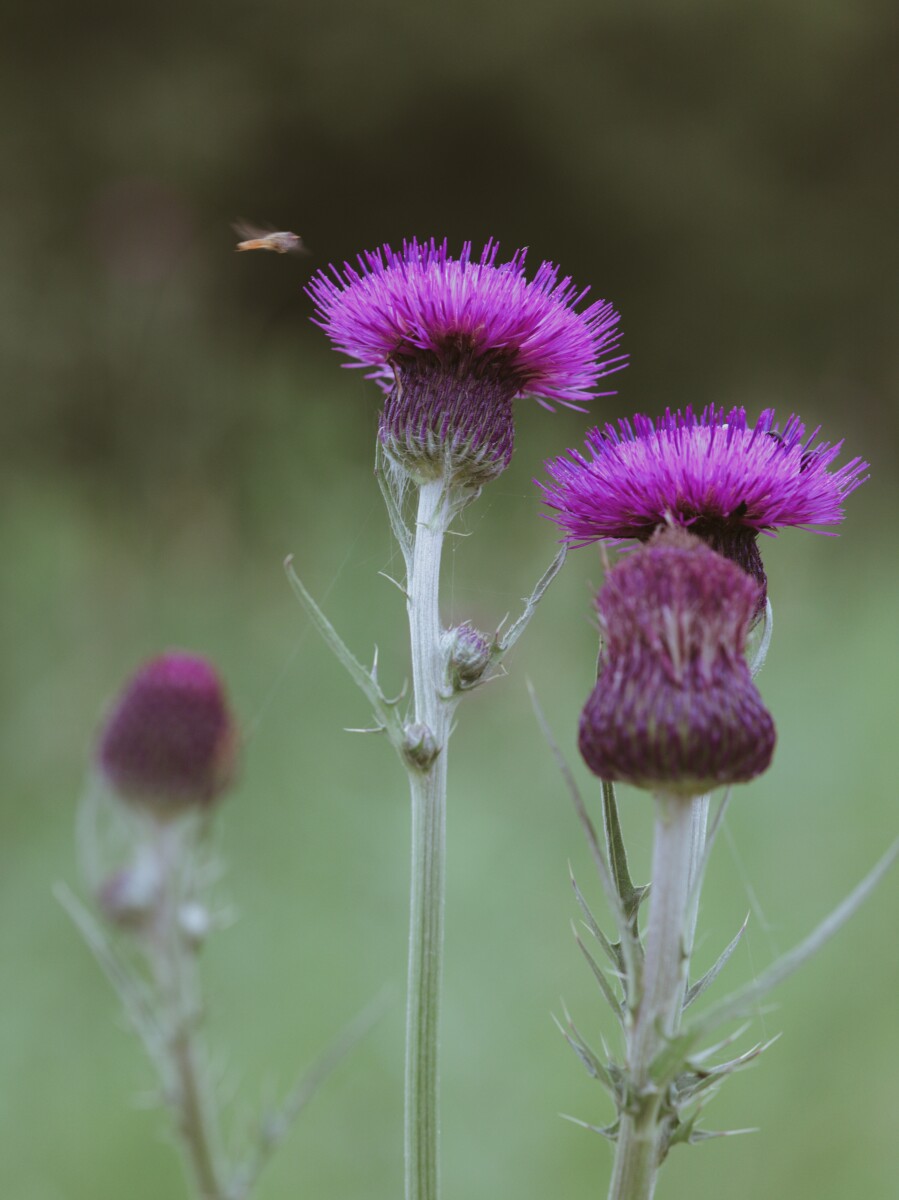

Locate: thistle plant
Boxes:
[534,411,894,1199]
[62,231,896,1200]
[300,237,625,1200]
[63,653,376,1200]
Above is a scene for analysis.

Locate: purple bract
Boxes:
[579,529,776,796]
[307,238,625,485]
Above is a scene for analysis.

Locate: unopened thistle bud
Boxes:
[307,239,625,488]
[578,530,776,797]
[402,722,440,771]
[444,622,492,690]
[97,851,162,930]
[97,653,237,816]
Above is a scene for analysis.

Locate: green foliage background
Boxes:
[2,1,897,1197]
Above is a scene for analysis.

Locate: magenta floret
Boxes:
[307,238,625,408]
[540,405,868,602]
[308,239,626,486]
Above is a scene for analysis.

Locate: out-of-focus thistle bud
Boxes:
[178,901,213,950]
[97,850,162,929]
[578,529,776,797]
[97,653,237,816]
[402,722,440,771]
[444,622,492,690]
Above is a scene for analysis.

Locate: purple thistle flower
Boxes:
[307,238,626,486]
[97,653,237,815]
[579,529,776,796]
[539,405,869,605]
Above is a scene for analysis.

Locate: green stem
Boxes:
[404,480,453,1200]
[608,793,695,1200]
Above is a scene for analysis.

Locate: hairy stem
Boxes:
[608,794,695,1200]
[404,480,454,1200]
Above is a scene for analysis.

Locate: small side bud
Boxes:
[178,902,212,950]
[444,623,492,690]
[97,852,162,930]
[402,722,440,770]
[578,529,776,797]
[97,652,238,817]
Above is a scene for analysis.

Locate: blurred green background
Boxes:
[2,0,897,1197]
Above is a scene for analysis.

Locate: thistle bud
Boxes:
[97,851,162,930]
[444,622,492,690]
[97,653,237,816]
[402,722,440,771]
[578,529,776,797]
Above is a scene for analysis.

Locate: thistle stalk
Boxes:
[608,793,695,1200]
[403,479,453,1200]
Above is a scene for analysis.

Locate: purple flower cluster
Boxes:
[308,238,625,484]
[579,529,776,796]
[97,653,237,815]
[540,405,868,603]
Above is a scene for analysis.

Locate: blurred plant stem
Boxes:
[147,822,228,1200]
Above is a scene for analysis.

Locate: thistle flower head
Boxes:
[540,406,869,603]
[578,529,776,796]
[307,238,625,485]
[97,653,237,815]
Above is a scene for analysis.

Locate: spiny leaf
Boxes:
[601,779,644,922]
[560,1112,620,1142]
[683,913,750,1010]
[284,557,405,750]
[229,989,391,1199]
[573,924,623,1022]
[498,546,567,655]
[528,683,638,990]
[374,444,413,570]
[553,1008,618,1099]
[685,839,899,1043]
[570,867,619,969]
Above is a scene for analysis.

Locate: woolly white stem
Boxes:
[608,793,695,1200]
[404,481,453,1200]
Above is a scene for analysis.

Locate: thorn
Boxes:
[377,571,410,599]
[383,679,409,707]
[343,726,387,735]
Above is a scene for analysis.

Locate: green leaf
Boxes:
[529,683,640,993]
[601,779,644,923]
[553,1008,619,1099]
[284,557,405,750]
[497,546,567,655]
[573,923,624,1023]
[570,867,620,969]
[683,913,749,1010]
[683,839,899,1050]
[560,1112,620,1142]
